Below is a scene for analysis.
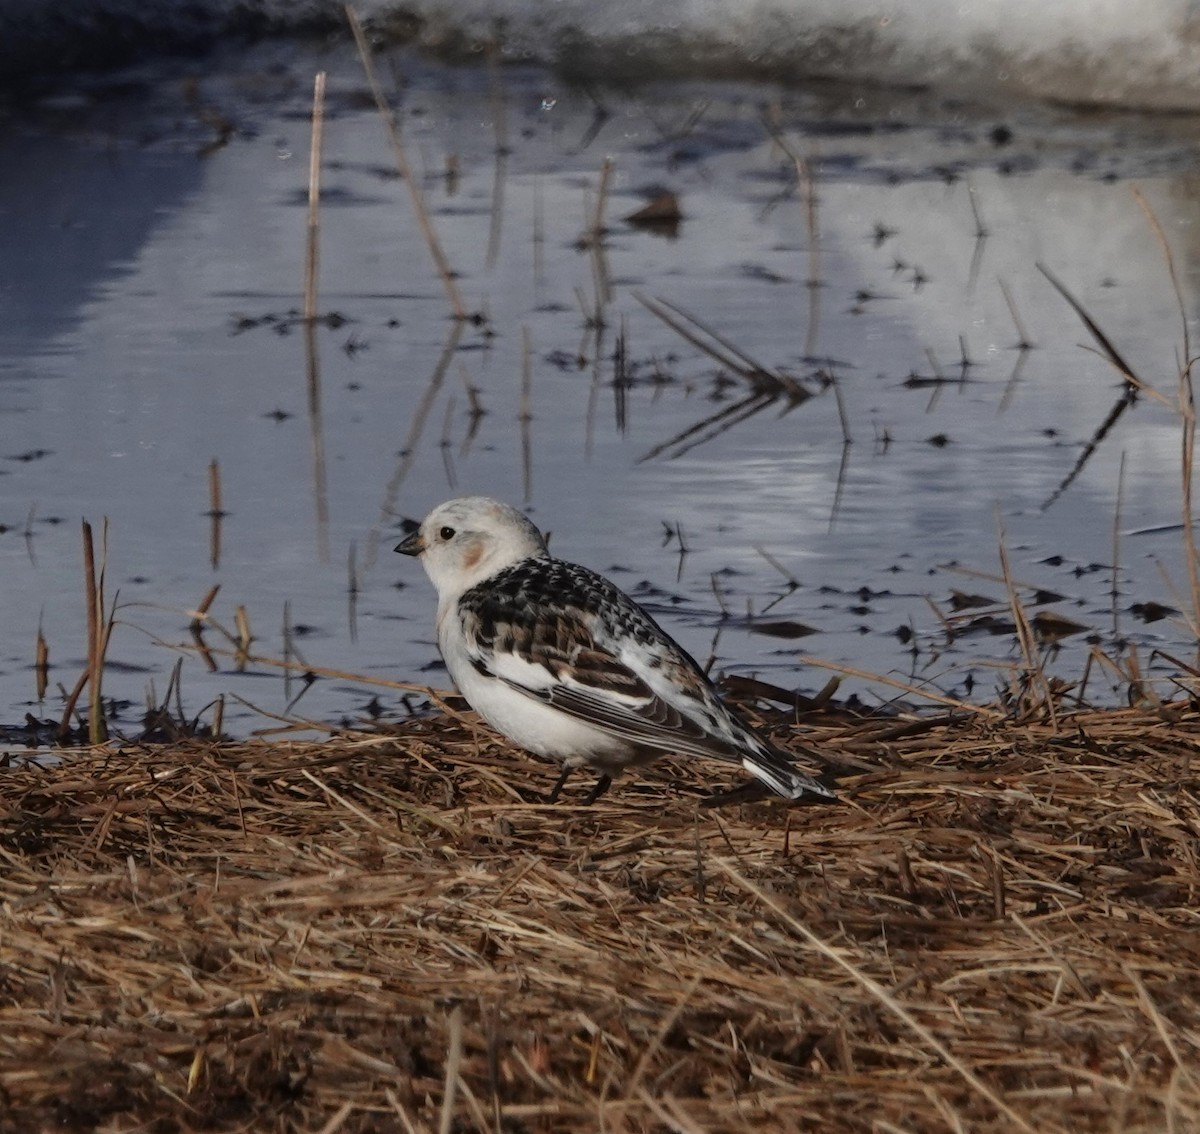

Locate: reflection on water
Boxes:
[2,42,1200,737]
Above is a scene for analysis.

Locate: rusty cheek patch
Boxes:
[462,541,485,573]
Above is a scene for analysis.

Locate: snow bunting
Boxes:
[397,496,836,804]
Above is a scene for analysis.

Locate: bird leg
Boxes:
[546,768,612,805]
[546,765,572,803]
[581,774,613,806]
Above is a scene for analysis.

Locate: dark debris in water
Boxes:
[743,618,819,640]
[0,714,82,748]
[1130,601,1178,624]
[958,614,1016,637]
[230,310,350,336]
[1030,610,1090,642]
[625,192,683,238]
[0,700,222,749]
[1032,588,1065,605]
[949,590,998,611]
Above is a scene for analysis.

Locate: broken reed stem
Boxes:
[189,585,221,634]
[803,656,1003,716]
[532,175,545,288]
[759,113,822,355]
[57,669,88,739]
[457,364,484,457]
[368,320,464,571]
[589,157,613,245]
[208,458,222,520]
[34,615,48,701]
[586,160,614,322]
[796,152,821,358]
[1123,187,1200,649]
[304,313,331,565]
[345,5,468,321]
[23,503,37,567]
[178,626,435,695]
[1132,186,1190,370]
[997,521,1055,725]
[519,325,533,503]
[753,544,799,589]
[831,370,852,444]
[1181,363,1200,649]
[234,605,253,672]
[208,458,222,571]
[484,40,507,270]
[1037,262,1170,409]
[967,181,989,239]
[305,71,326,324]
[347,539,360,643]
[439,394,457,490]
[999,278,1033,349]
[1112,450,1126,640]
[282,600,293,701]
[303,70,331,564]
[82,519,109,744]
[633,292,795,390]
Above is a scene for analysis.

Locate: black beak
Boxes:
[395,531,425,556]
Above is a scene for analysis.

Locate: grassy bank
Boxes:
[1,693,1197,1132]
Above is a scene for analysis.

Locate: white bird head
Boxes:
[396,496,548,597]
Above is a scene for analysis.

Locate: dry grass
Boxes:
[2,694,1199,1132]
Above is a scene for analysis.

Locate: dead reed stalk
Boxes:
[484,41,508,270]
[345,5,468,321]
[81,519,110,744]
[520,324,533,503]
[207,457,223,570]
[760,111,822,355]
[302,71,332,563]
[34,617,48,701]
[305,71,326,324]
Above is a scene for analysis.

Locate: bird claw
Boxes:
[545,768,612,805]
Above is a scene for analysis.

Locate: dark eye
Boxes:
[439,525,456,541]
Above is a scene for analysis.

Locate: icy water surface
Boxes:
[3,41,1200,738]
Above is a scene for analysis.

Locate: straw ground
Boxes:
[1,693,1198,1132]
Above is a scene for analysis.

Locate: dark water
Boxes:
[3,39,1200,743]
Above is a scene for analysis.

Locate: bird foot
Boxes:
[546,768,612,805]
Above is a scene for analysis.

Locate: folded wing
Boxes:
[460,595,746,762]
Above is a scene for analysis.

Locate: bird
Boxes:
[396,496,836,805]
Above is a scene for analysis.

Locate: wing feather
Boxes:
[458,566,747,762]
